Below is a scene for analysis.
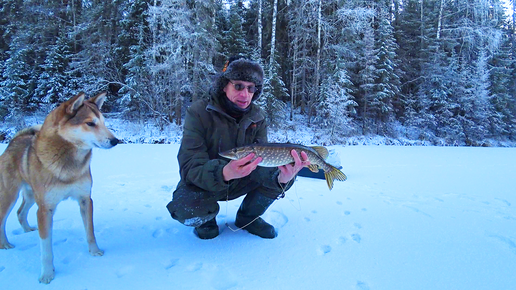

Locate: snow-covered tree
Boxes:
[372,12,400,135]
[320,60,357,141]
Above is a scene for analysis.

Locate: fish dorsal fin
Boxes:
[311,146,329,160]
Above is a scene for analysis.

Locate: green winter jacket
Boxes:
[176,95,292,198]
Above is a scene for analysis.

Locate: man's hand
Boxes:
[223,153,263,182]
[278,150,311,184]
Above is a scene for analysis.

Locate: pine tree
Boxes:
[257,57,287,126]
[256,0,288,126]
[145,0,219,126]
[0,41,35,127]
[117,0,151,119]
[357,19,378,135]
[489,28,515,139]
[34,35,73,109]
[320,60,357,141]
[394,0,422,107]
[286,0,320,118]
[372,11,400,135]
[224,1,248,58]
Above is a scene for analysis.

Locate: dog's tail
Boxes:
[14,124,42,138]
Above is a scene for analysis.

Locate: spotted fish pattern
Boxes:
[219,143,347,190]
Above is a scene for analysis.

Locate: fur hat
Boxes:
[223,58,264,87]
[211,57,264,103]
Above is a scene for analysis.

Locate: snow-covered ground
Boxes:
[0,144,515,290]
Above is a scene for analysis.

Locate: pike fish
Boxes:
[219,143,347,190]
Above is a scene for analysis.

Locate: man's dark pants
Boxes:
[166,169,282,228]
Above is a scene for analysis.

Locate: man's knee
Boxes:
[252,187,284,200]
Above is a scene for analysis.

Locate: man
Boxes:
[166,57,309,239]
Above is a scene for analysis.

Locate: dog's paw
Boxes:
[39,268,55,284]
[0,242,15,249]
[89,248,104,256]
[23,226,37,233]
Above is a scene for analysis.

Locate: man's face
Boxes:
[223,80,256,109]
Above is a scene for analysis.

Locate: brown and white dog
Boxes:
[0,92,118,283]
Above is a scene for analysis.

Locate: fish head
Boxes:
[218,146,253,161]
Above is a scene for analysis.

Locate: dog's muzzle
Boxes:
[110,138,119,147]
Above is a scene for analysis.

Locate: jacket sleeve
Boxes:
[177,105,229,192]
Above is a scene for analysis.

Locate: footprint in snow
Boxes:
[402,205,432,218]
[61,256,72,265]
[488,234,516,254]
[352,234,361,243]
[495,198,511,207]
[115,265,135,278]
[354,223,362,229]
[166,227,180,235]
[165,258,179,270]
[12,228,25,235]
[152,229,164,238]
[187,262,203,272]
[356,281,370,290]
[18,243,37,251]
[343,211,351,216]
[336,201,343,205]
[304,217,311,222]
[337,236,347,245]
[502,215,516,221]
[268,210,288,228]
[317,245,332,256]
[210,267,238,290]
[53,238,67,246]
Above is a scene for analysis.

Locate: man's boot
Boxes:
[194,218,219,239]
[235,192,277,239]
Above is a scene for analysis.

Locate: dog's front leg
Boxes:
[79,197,104,256]
[37,205,55,284]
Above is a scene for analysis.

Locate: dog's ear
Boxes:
[66,92,86,115]
[89,92,107,110]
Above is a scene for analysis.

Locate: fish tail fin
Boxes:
[324,165,347,190]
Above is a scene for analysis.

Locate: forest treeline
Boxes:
[1,0,515,145]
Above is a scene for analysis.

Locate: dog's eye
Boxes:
[86,122,96,127]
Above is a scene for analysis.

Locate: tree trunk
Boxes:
[309,0,322,125]
[176,94,182,126]
[258,0,263,58]
[436,0,444,40]
[269,0,278,78]
[291,41,297,121]
[315,0,322,90]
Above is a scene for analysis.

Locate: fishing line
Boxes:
[223,181,260,233]
[285,178,302,212]
[223,175,292,232]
